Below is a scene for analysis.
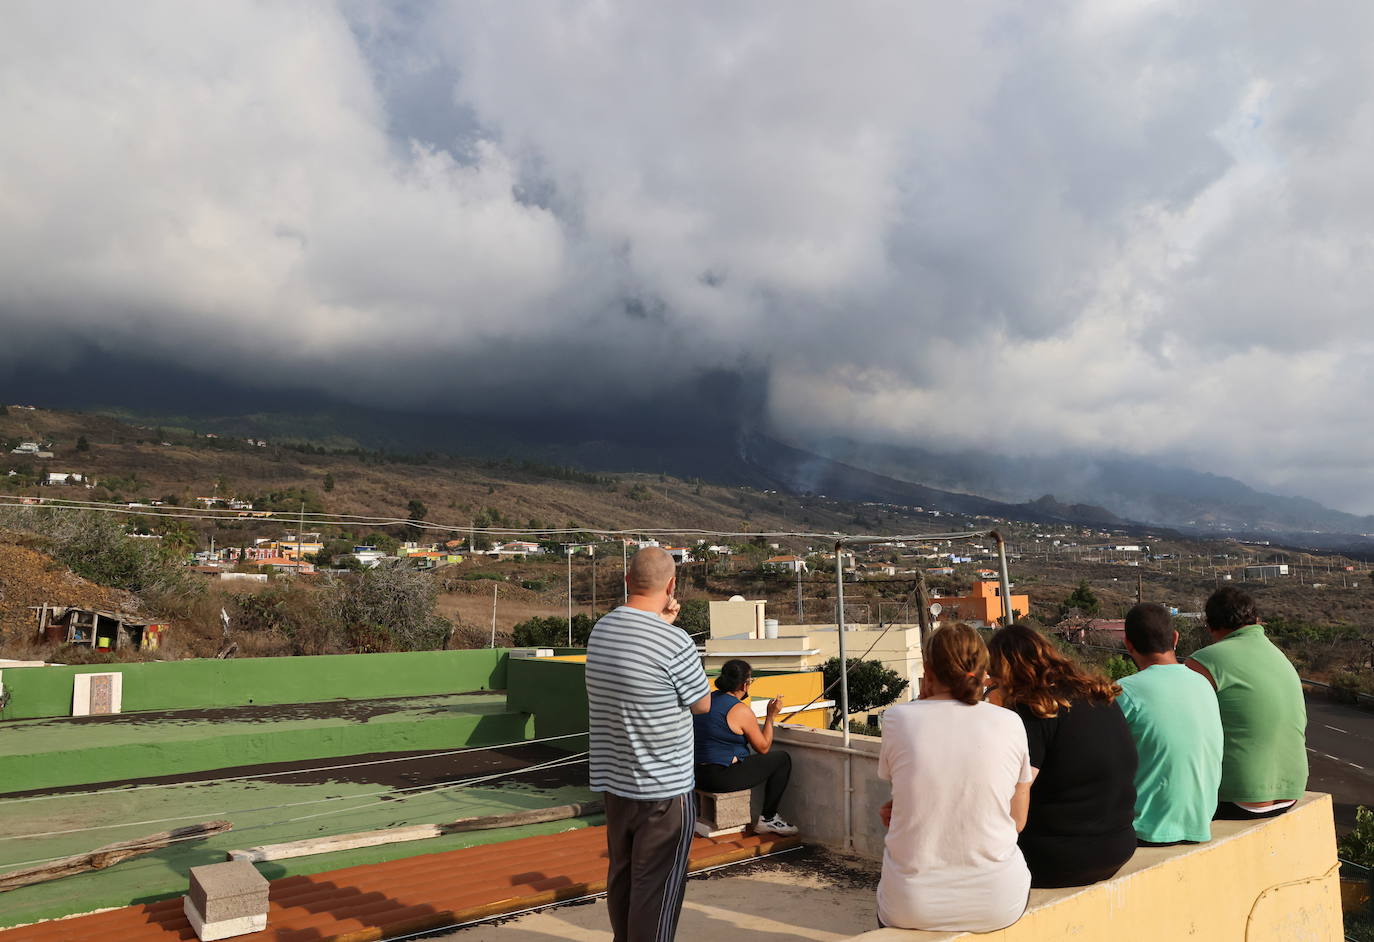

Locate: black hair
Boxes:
[715,658,753,693]
[1124,603,1174,654]
[1205,587,1259,633]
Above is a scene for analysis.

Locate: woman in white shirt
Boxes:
[877,623,1034,932]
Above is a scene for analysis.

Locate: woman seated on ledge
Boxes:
[692,658,798,835]
[987,623,1139,888]
[877,623,1033,933]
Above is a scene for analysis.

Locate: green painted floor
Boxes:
[0,748,597,929]
[0,693,532,792]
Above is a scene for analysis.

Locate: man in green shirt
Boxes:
[1119,603,1223,844]
[1185,587,1308,819]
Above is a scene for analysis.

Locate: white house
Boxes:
[350,547,388,568]
[42,472,92,487]
[763,555,807,574]
[11,442,54,458]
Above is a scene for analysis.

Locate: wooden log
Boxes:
[0,820,232,892]
[227,800,603,863]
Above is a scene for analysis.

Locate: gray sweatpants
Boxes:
[603,791,696,942]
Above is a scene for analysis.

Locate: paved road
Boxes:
[1304,693,1374,834]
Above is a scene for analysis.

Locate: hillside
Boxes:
[0,407,944,545]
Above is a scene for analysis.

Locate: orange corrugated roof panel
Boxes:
[0,826,799,942]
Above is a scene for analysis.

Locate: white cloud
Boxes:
[2,1,1372,512]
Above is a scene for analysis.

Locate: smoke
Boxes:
[2,2,1374,511]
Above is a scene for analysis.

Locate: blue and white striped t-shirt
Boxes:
[586,605,710,800]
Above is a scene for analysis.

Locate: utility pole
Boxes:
[490,585,498,648]
[797,566,804,624]
[622,540,629,603]
[567,546,574,646]
[297,502,305,565]
[591,546,597,617]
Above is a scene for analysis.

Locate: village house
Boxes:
[763,554,808,574]
[41,472,93,487]
[9,442,54,458]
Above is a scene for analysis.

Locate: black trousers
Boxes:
[604,791,696,942]
[694,750,792,818]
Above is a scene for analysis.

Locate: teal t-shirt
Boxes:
[1189,625,1308,803]
[1117,664,1223,843]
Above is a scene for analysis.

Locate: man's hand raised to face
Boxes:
[661,596,681,624]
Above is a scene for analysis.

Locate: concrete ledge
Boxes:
[773,725,887,860]
[842,792,1342,941]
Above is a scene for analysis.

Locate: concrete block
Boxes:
[183,897,267,941]
[188,860,269,925]
[695,788,752,837]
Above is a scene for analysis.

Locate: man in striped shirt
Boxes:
[587,547,711,942]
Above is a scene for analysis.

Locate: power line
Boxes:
[0,753,591,869]
[0,494,984,543]
[0,732,587,805]
[0,751,588,844]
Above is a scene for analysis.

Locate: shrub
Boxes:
[325,568,451,652]
[821,657,909,728]
[1339,806,1374,868]
[512,613,598,647]
[0,507,199,598]
[677,599,710,640]
[1104,655,1138,681]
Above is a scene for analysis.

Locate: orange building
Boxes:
[937,580,1029,627]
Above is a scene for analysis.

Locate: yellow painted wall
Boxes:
[745,672,828,729]
[844,792,1343,942]
[545,654,827,727]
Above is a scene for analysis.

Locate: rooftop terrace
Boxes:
[0,651,1355,941]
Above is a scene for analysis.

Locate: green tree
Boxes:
[676,599,710,640]
[75,435,90,452]
[1338,805,1374,867]
[512,613,598,647]
[1061,580,1100,617]
[407,499,428,521]
[322,473,335,493]
[821,657,909,728]
[1103,655,1138,681]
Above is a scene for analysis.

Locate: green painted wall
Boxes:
[507,657,589,747]
[0,650,509,721]
[3,705,532,793]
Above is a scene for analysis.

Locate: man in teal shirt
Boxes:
[1118,603,1223,844]
[1186,587,1308,819]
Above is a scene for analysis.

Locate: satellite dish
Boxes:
[929,603,943,616]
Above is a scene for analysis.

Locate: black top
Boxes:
[1015,697,1139,886]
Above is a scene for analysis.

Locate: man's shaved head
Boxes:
[627,547,677,596]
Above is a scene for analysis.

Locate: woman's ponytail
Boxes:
[922,623,989,705]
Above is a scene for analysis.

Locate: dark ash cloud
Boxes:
[2,1,1373,512]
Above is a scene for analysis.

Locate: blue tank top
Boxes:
[694,691,751,767]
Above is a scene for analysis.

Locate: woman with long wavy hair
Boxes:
[987,623,1138,888]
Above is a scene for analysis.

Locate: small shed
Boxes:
[33,605,167,651]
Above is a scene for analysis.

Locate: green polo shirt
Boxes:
[1117,664,1223,842]
[1188,625,1307,803]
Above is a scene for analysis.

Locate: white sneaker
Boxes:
[755,814,798,836]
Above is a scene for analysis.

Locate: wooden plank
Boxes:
[0,820,232,892]
[227,800,604,863]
